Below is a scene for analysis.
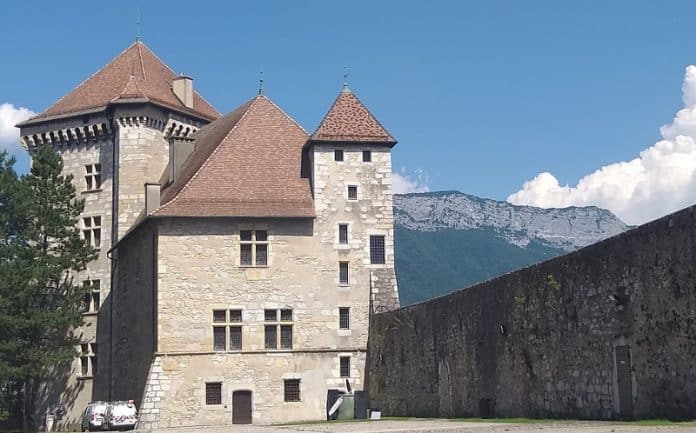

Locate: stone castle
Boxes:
[19,41,399,428]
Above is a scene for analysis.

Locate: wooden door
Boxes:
[615,345,633,418]
[232,390,252,424]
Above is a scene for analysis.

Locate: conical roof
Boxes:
[154,95,314,218]
[310,89,396,145]
[22,41,219,124]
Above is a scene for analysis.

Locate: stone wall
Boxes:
[311,144,399,311]
[111,221,157,405]
[368,204,696,420]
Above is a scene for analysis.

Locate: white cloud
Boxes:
[392,169,430,194]
[508,66,696,226]
[0,103,35,153]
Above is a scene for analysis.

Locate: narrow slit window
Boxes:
[340,356,350,378]
[338,224,348,244]
[339,262,349,285]
[339,307,350,330]
[347,186,358,200]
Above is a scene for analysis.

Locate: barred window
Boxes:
[280,309,293,321]
[339,307,350,330]
[284,379,301,402]
[264,325,277,349]
[84,163,102,191]
[83,279,101,313]
[362,150,372,162]
[82,216,102,248]
[347,185,357,200]
[340,356,350,378]
[265,309,277,322]
[205,383,222,405]
[339,262,349,285]
[213,310,226,323]
[338,224,348,244]
[334,149,344,162]
[240,229,268,266]
[369,235,386,264]
[229,326,242,351]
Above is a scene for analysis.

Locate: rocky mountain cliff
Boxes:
[394,191,629,305]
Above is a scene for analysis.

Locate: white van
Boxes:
[103,400,137,430]
[80,401,108,432]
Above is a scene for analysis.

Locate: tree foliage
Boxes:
[0,145,96,430]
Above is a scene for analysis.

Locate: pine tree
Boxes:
[0,145,95,431]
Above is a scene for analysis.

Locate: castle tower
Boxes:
[17,41,219,429]
[306,86,400,311]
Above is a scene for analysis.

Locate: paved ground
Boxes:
[134,419,696,433]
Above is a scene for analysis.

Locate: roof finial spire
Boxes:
[343,66,350,93]
[258,70,264,96]
[135,7,141,42]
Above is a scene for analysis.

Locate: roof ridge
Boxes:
[32,41,139,120]
[140,42,221,118]
[260,95,309,135]
[154,96,260,215]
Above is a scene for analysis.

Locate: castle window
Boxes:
[370,235,386,264]
[240,229,268,266]
[205,382,222,405]
[83,279,101,313]
[340,356,350,378]
[78,343,96,378]
[229,326,242,351]
[338,224,348,244]
[213,309,244,351]
[339,307,350,330]
[339,262,349,285]
[347,186,358,200]
[82,216,102,249]
[284,379,301,402]
[334,149,344,162]
[213,326,226,351]
[362,150,372,162]
[264,309,293,350]
[84,164,102,191]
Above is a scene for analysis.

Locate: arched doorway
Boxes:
[232,390,252,424]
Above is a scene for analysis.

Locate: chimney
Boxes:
[173,75,194,108]
[145,183,161,215]
[169,137,196,184]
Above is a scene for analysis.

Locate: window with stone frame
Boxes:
[369,235,386,264]
[284,379,301,402]
[340,356,350,378]
[240,229,268,266]
[339,307,350,330]
[83,279,101,313]
[205,382,222,405]
[84,163,102,191]
[78,343,97,378]
[339,262,349,285]
[212,309,243,351]
[338,224,348,244]
[347,185,358,200]
[82,216,102,248]
[264,308,293,350]
[362,150,372,162]
[334,149,344,162]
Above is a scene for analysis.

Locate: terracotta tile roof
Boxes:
[22,41,219,124]
[154,96,315,218]
[310,89,396,145]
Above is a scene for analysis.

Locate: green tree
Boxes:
[0,145,95,431]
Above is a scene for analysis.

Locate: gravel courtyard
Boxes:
[136,419,696,433]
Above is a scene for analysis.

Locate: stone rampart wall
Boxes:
[368,205,696,420]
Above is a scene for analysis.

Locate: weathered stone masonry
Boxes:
[368,204,696,420]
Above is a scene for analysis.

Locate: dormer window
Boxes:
[334,149,344,162]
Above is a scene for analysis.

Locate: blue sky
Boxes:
[2,1,696,224]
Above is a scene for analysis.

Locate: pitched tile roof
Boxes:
[22,41,219,124]
[154,96,315,218]
[309,89,396,145]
